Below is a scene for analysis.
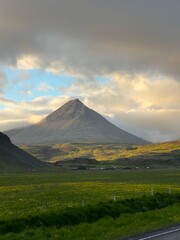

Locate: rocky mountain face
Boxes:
[0,132,46,171]
[6,99,148,145]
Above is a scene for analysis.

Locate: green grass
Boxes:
[1,193,179,234]
[1,202,180,240]
[0,170,180,239]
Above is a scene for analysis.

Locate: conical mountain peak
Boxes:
[61,98,85,111]
[9,99,148,145]
[61,98,83,108]
[45,99,86,122]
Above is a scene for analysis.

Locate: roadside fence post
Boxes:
[151,187,154,196]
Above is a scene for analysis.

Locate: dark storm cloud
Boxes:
[0,0,180,76]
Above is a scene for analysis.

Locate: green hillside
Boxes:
[20,141,180,168]
[0,132,48,172]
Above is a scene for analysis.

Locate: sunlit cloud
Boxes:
[0,95,72,131]
[0,1,180,142]
[60,73,180,142]
[17,55,41,70]
[0,119,28,131]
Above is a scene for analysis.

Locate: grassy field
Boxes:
[0,169,180,239]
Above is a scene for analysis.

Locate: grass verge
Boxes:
[1,203,180,240]
[0,193,180,239]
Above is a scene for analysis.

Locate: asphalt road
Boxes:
[128,226,180,240]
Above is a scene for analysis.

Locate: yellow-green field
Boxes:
[21,141,180,162]
[0,170,180,239]
[0,170,180,225]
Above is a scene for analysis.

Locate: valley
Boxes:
[20,141,180,169]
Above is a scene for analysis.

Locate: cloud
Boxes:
[0,0,180,78]
[111,109,180,143]
[0,71,180,142]
[0,95,71,131]
[17,90,32,96]
[0,97,15,106]
[60,73,180,142]
[45,61,85,78]
[0,119,28,131]
[38,82,54,92]
[0,1,180,141]
[15,81,34,96]
[17,55,41,70]
[0,71,7,95]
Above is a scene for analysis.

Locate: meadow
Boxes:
[0,169,180,239]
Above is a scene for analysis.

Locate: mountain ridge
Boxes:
[6,99,148,145]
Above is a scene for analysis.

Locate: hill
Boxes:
[20,141,180,168]
[0,132,47,172]
[6,99,148,145]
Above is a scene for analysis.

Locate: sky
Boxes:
[0,0,180,142]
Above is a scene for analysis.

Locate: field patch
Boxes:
[0,170,179,239]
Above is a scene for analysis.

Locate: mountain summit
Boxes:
[7,99,148,145]
[45,99,87,122]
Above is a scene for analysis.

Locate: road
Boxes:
[128,226,180,240]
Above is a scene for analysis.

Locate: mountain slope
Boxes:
[9,99,148,145]
[0,132,46,172]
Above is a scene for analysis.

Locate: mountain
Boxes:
[7,99,148,145]
[0,132,46,172]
